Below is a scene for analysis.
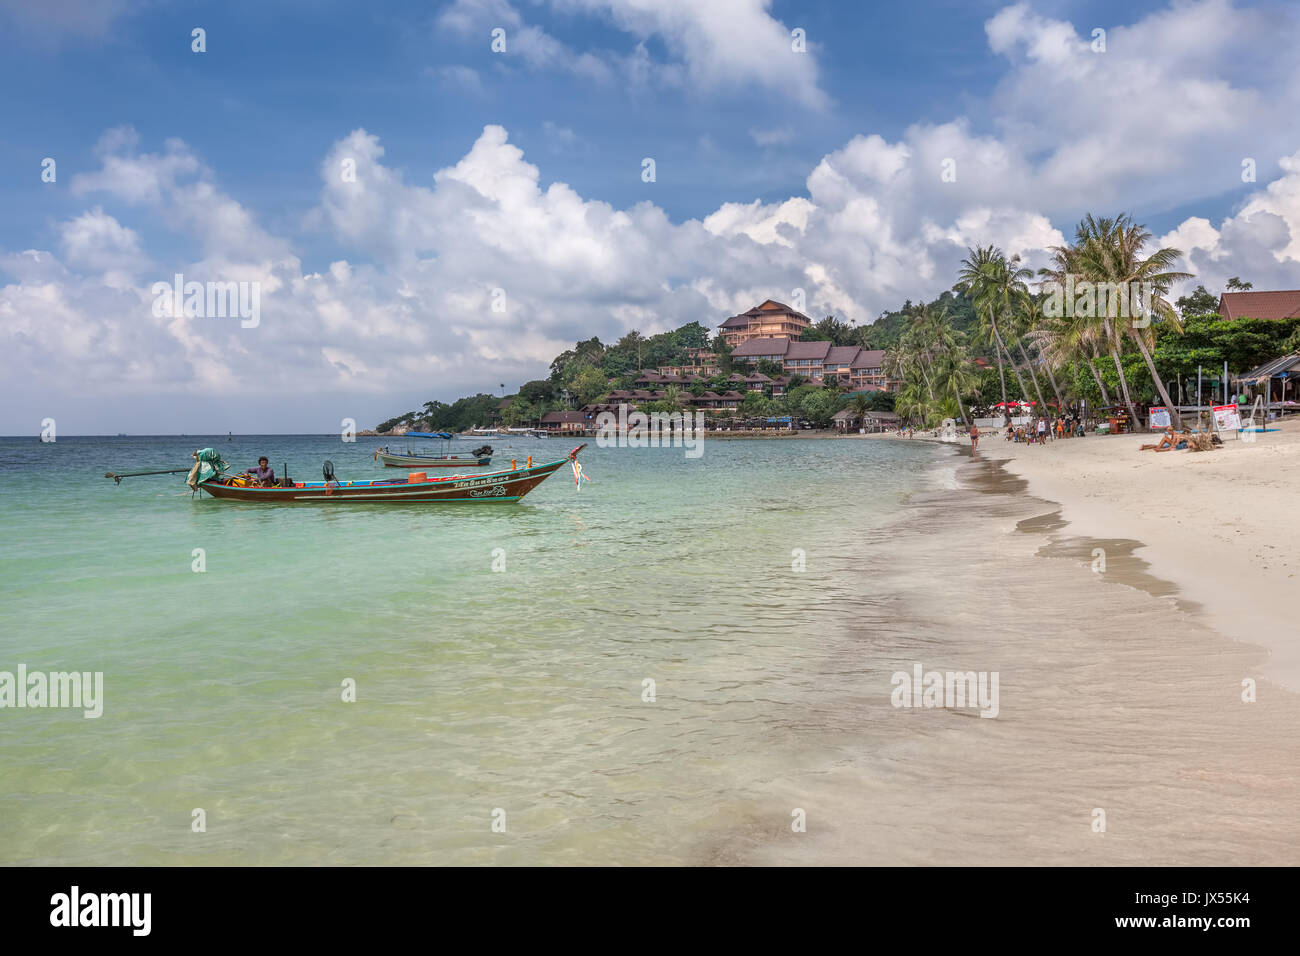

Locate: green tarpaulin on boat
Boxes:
[188,448,227,487]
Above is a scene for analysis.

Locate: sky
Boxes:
[2,0,1299,434]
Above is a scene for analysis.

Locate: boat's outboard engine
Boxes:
[471,444,493,458]
[322,460,337,485]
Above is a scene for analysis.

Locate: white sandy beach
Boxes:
[740,426,1300,866]
[975,420,1300,690]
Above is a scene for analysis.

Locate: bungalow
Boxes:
[835,408,899,432]
[539,410,591,433]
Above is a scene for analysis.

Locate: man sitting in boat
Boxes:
[249,457,276,486]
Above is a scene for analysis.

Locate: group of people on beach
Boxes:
[1000,414,1085,445]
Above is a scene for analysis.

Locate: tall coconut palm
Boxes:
[1040,218,1139,423]
[1074,214,1192,427]
[1013,294,1064,408]
[957,246,1034,414]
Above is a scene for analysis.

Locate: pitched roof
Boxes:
[540,411,589,423]
[1241,352,1300,382]
[783,340,832,360]
[719,299,814,328]
[824,346,861,365]
[851,349,886,369]
[731,337,792,357]
[1218,290,1300,321]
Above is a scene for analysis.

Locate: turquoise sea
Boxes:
[0,433,943,865]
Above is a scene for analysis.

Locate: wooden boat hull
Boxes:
[199,452,577,503]
[377,451,490,468]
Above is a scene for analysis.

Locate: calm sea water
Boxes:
[0,433,942,864]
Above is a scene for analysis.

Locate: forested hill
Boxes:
[375,290,981,432]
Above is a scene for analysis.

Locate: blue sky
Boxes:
[2,0,1298,433]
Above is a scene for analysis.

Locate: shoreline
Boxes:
[965,423,1300,692]
[742,441,1299,865]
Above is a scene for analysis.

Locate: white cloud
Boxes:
[6,0,1300,431]
[1162,149,1300,294]
[436,0,825,105]
[59,208,147,275]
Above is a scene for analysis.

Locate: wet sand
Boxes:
[729,447,1300,865]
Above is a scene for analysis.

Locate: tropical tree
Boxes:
[957,246,1034,415]
[1041,217,1140,423]
[1072,214,1192,426]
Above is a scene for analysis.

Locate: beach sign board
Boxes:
[1148,406,1171,429]
[1212,404,1241,431]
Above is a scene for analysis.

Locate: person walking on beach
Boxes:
[969,422,980,452]
[1036,417,1047,444]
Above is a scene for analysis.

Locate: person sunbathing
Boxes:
[1140,428,1175,451]
[1139,428,1189,452]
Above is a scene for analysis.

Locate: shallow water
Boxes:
[4,435,1294,865]
[0,433,937,864]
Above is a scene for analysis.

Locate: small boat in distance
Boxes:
[375,432,492,469]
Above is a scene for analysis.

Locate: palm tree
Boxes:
[662,384,685,413]
[850,393,871,429]
[1012,293,1063,410]
[957,246,1034,415]
[1074,214,1192,426]
[1026,305,1112,408]
[894,381,928,427]
[1013,295,1066,408]
[1043,215,1140,424]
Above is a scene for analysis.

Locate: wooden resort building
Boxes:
[717,300,813,347]
[729,338,894,391]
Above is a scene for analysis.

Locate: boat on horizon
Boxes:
[375,432,492,468]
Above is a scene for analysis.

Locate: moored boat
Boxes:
[197,445,585,503]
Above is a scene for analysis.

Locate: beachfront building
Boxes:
[1217,290,1300,321]
[833,408,899,433]
[538,410,591,433]
[718,300,813,347]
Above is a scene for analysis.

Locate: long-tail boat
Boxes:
[193,445,586,503]
[375,432,492,469]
